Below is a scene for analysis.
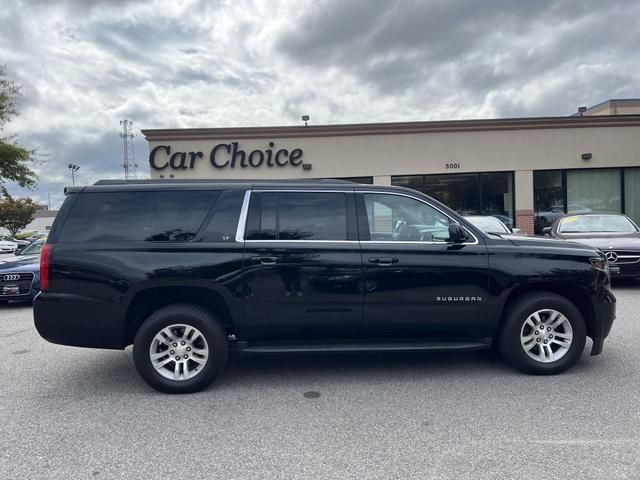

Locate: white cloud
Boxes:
[0,0,639,207]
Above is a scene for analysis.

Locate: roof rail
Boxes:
[93,178,354,185]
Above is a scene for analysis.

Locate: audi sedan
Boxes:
[0,240,43,304]
[545,213,640,278]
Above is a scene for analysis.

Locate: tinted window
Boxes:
[246,192,277,240]
[278,192,347,240]
[246,192,348,241]
[60,191,218,242]
[200,190,244,242]
[364,193,451,242]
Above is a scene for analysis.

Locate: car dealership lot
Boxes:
[1,287,639,480]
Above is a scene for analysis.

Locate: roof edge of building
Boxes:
[141,114,640,141]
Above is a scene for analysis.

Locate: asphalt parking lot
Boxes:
[1,285,639,480]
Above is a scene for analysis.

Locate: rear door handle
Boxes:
[250,256,280,265]
[368,257,399,266]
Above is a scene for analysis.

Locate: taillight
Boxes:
[40,243,53,291]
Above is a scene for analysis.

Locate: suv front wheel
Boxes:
[499,292,586,374]
[133,304,229,393]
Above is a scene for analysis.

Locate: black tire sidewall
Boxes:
[133,305,228,393]
[500,294,586,375]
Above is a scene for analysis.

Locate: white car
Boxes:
[0,240,18,253]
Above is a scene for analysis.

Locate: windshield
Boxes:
[18,240,44,256]
[465,216,510,234]
[559,215,638,234]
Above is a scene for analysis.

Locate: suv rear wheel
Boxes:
[133,304,228,393]
[499,292,586,374]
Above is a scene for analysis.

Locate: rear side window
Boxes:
[59,191,219,242]
[199,189,245,242]
[246,192,348,241]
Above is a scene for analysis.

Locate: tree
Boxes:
[0,187,37,236]
[0,65,38,188]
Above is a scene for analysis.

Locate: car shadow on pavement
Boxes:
[0,301,33,309]
[50,339,603,396]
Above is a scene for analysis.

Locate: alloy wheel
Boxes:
[149,324,209,381]
[520,309,573,363]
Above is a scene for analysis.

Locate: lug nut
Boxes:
[175,356,180,361]
[181,341,186,345]
[173,343,178,347]
[547,327,551,331]
[183,354,188,359]
[536,338,541,342]
[543,340,548,344]
[535,330,539,335]
[170,350,175,354]
[186,347,191,351]
[549,334,553,339]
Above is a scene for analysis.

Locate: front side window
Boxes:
[364,193,451,242]
[246,192,348,241]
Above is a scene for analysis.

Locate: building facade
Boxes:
[142,105,640,235]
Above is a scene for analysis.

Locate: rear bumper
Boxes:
[33,292,125,349]
[589,290,616,356]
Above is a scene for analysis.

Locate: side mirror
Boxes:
[449,222,468,243]
[511,228,522,234]
[542,226,552,236]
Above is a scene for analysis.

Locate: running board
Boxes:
[238,340,490,354]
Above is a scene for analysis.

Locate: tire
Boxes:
[133,304,229,393]
[498,292,586,375]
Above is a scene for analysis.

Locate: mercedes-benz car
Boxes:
[545,213,640,278]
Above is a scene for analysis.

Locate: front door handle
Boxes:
[368,257,399,266]
[250,256,280,265]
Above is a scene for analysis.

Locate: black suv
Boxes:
[34,180,616,393]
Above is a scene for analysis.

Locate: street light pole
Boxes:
[68,164,80,186]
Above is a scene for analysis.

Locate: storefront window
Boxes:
[534,171,564,234]
[338,176,373,184]
[480,172,513,227]
[423,173,481,215]
[624,168,640,226]
[392,172,514,226]
[392,175,424,192]
[567,169,621,213]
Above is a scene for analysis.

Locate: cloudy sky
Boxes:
[1,0,639,207]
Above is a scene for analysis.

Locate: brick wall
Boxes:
[515,210,535,235]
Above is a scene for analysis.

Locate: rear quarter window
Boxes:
[59,190,219,242]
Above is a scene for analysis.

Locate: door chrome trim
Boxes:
[234,188,479,245]
[245,240,359,244]
[235,190,252,243]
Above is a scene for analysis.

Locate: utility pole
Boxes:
[120,119,138,180]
